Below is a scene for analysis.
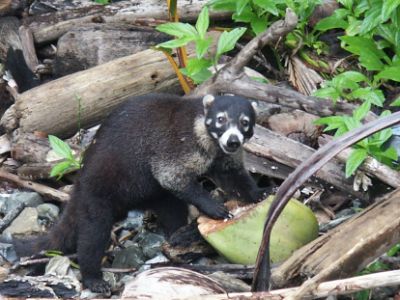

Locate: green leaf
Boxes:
[196,7,209,39]
[382,0,400,22]
[336,71,368,83]
[236,0,250,15]
[207,0,237,11]
[359,4,381,34]
[350,88,384,106]
[196,37,212,58]
[253,0,279,16]
[185,57,213,74]
[157,37,194,49]
[232,5,255,22]
[216,27,247,61]
[338,0,353,10]
[375,66,400,82]
[314,116,345,132]
[313,87,340,102]
[345,148,368,178]
[387,243,400,256]
[340,36,387,71]
[390,97,400,106]
[343,116,361,131]
[251,16,268,35]
[370,128,393,147]
[50,161,74,179]
[353,100,371,121]
[314,9,349,32]
[181,67,212,84]
[346,17,362,36]
[94,0,109,4]
[49,135,73,160]
[156,23,197,39]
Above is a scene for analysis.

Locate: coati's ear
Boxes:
[251,101,258,116]
[202,94,215,113]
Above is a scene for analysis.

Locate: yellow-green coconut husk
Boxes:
[198,196,319,264]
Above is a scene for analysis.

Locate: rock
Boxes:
[0,243,17,263]
[37,203,60,222]
[144,253,169,265]
[0,192,43,213]
[3,207,42,236]
[121,210,144,230]
[136,232,165,259]
[103,272,118,291]
[209,271,251,293]
[112,245,145,269]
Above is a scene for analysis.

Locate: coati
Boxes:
[14,93,264,293]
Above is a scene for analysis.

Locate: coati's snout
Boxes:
[203,94,257,154]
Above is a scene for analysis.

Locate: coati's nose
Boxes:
[227,135,241,150]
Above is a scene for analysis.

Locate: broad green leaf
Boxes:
[216,27,247,61]
[375,66,400,82]
[314,9,349,32]
[49,135,73,160]
[387,243,400,256]
[390,97,400,106]
[314,116,345,132]
[345,148,368,178]
[196,7,209,39]
[251,16,268,35]
[340,36,387,71]
[373,146,398,162]
[336,71,368,83]
[156,23,197,39]
[157,37,194,49]
[253,0,279,16]
[353,100,371,121]
[196,37,212,58]
[354,0,369,17]
[50,161,74,178]
[343,115,361,131]
[236,0,250,15]
[313,87,340,102]
[376,24,396,46]
[338,0,353,10]
[207,0,237,11]
[185,57,213,74]
[181,67,212,84]
[359,4,381,34]
[346,17,362,36]
[232,5,255,22]
[382,0,400,22]
[370,128,393,147]
[350,88,384,106]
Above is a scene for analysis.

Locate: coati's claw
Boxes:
[84,278,111,294]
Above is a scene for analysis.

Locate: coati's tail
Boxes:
[13,199,78,257]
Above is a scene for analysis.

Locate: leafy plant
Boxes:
[93,0,110,4]
[156,7,246,83]
[49,135,82,180]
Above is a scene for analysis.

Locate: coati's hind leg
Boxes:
[76,194,114,293]
[149,193,188,236]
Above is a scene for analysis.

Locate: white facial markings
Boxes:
[215,112,227,128]
[211,132,218,139]
[206,118,212,125]
[218,126,244,153]
[240,113,251,132]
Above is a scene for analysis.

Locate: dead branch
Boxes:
[319,134,400,188]
[0,169,69,202]
[251,110,400,292]
[0,202,25,233]
[18,25,39,74]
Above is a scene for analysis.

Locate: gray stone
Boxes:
[136,232,165,259]
[0,243,17,263]
[0,192,43,213]
[112,245,145,269]
[121,210,144,230]
[3,207,43,235]
[144,253,169,265]
[37,203,60,222]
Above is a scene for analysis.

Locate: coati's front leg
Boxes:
[152,165,230,219]
[209,152,267,203]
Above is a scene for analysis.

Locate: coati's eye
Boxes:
[241,119,249,127]
[217,116,227,124]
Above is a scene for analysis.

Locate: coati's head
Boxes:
[203,94,257,154]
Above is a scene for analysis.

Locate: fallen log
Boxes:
[1,48,181,137]
[25,0,229,44]
[271,188,400,298]
[245,126,366,199]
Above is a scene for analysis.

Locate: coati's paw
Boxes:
[202,202,231,220]
[84,278,111,294]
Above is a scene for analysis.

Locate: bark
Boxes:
[53,23,168,77]
[0,49,181,137]
[271,188,400,298]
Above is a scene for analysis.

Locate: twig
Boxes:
[0,202,25,233]
[251,111,400,292]
[0,169,69,202]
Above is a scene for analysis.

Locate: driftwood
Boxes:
[245,126,366,199]
[1,49,181,137]
[25,0,229,44]
[319,134,400,188]
[53,23,167,77]
[271,188,400,297]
